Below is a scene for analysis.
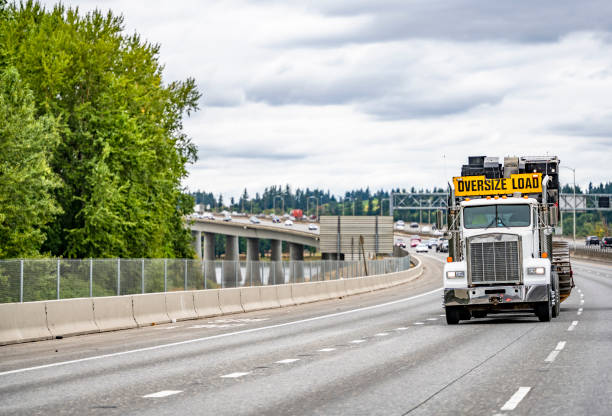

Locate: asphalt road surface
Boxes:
[0,253,610,415]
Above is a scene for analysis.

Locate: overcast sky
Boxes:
[40,0,612,199]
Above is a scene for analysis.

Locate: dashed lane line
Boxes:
[395,327,408,331]
[275,359,300,364]
[0,287,442,377]
[374,333,389,337]
[500,387,531,411]
[221,372,251,378]
[577,308,583,316]
[318,348,336,352]
[568,321,579,331]
[350,339,366,344]
[544,350,560,363]
[414,322,425,325]
[143,390,182,398]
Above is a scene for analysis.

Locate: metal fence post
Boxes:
[164,259,167,292]
[20,259,24,303]
[57,259,60,300]
[141,258,144,294]
[184,258,188,291]
[117,258,120,296]
[89,258,93,297]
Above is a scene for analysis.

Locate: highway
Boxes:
[1,254,610,415]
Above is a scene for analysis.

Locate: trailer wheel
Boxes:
[445,307,461,325]
[536,299,552,322]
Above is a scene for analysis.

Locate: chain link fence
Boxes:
[0,256,411,304]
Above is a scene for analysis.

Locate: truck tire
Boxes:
[445,307,461,325]
[536,299,552,322]
[552,273,560,318]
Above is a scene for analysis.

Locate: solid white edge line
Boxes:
[500,387,531,411]
[143,390,182,398]
[556,341,566,351]
[0,286,443,377]
[544,350,560,363]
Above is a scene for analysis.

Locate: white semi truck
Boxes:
[443,156,573,324]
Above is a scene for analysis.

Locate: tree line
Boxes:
[0,1,199,259]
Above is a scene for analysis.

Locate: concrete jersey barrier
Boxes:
[165,292,198,322]
[93,296,138,332]
[193,289,222,318]
[0,302,52,345]
[46,298,99,338]
[132,293,171,326]
[1,257,424,345]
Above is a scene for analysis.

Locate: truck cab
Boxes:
[442,157,568,325]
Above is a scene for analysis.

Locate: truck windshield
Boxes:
[463,204,530,229]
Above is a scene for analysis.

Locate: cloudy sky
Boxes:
[41,0,612,199]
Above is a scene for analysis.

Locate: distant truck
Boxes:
[443,156,573,324]
[291,209,303,220]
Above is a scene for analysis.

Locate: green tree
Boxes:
[0,2,201,258]
[0,67,62,258]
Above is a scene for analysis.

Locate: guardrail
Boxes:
[0,256,423,345]
[0,257,411,304]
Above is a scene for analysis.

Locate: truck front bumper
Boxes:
[444,284,549,307]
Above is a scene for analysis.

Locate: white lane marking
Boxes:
[580,299,584,305]
[394,327,408,331]
[221,372,251,378]
[555,341,566,351]
[275,358,300,364]
[0,287,443,377]
[544,350,560,363]
[318,348,336,352]
[577,308,583,316]
[163,326,180,330]
[578,289,582,293]
[426,318,438,321]
[568,321,579,331]
[500,387,531,411]
[414,322,424,325]
[375,332,389,337]
[439,314,446,317]
[143,390,182,398]
[351,339,366,344]
[580,293,584,298]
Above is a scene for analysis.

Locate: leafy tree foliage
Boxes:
[0,67,62,258]
[0,1,200,258]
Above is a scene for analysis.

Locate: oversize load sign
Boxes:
[453,173,542,196]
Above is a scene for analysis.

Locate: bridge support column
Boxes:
[289,243,304,282]
[223,235,241,287]
[246,238,262,286]
[203,232,216,285]
[269,239,283,285]
[192,230,202,259]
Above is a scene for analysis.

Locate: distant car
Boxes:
[308,223,318,231]
[422,226,431,233]
[600,237,612,248]
[284,220,293,226]
[585,236,600,246]
[222,214,232,222]
[272,216,281,223]
[396,220,405,226]
[203,212,215,220]
[410,222,419,229]
[415,243,429,253]
[410,238,421,248]
[427,239,438,249]
[395,224,405,231]
[437,240,449,253]
[395,239,406,249]
[249,216,261,224]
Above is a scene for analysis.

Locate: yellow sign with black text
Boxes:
[453,173,542,197]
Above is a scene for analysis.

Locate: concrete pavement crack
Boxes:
[400,325,536,415]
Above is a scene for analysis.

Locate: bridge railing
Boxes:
[0,256,411,304]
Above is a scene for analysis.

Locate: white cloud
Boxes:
[39,0,612,198]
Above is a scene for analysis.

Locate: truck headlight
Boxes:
[446,271,465,279]
[527,267,545,275]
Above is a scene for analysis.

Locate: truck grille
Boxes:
[469,235,521,284]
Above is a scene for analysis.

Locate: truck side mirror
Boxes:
[549,205,558,226]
